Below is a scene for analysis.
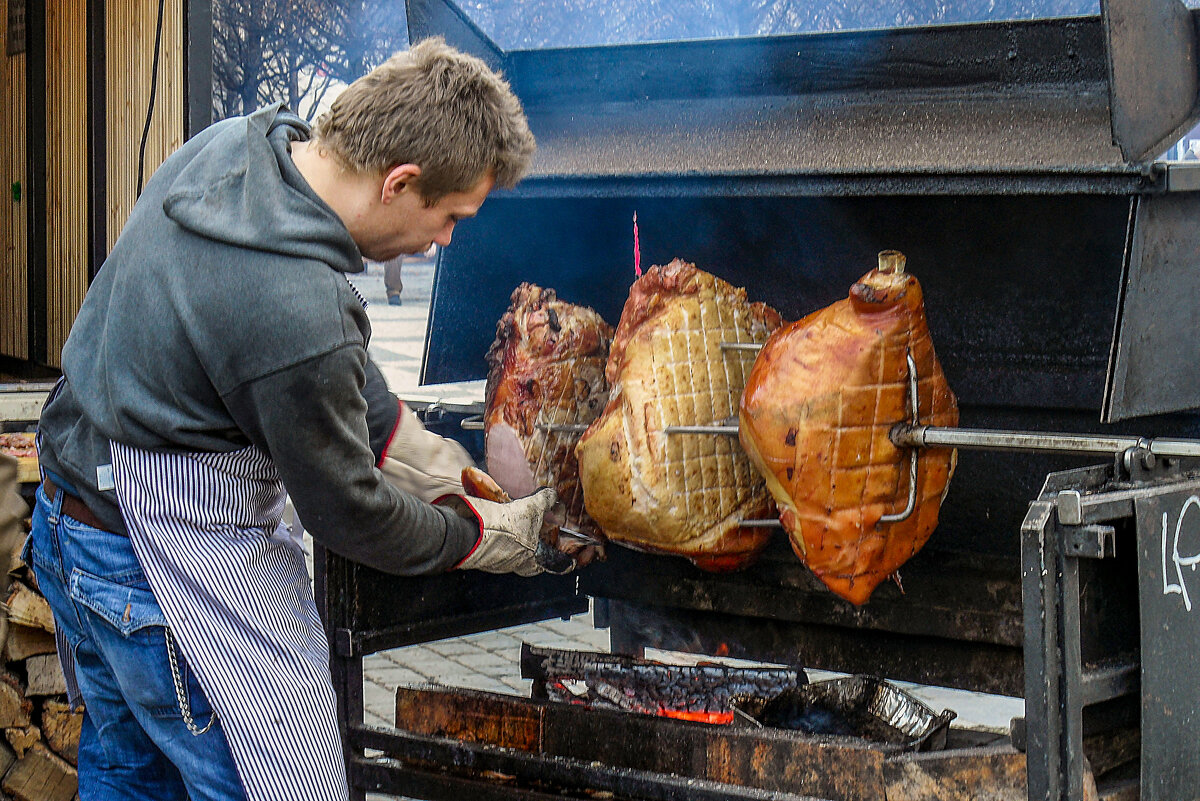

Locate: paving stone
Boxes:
[426,638,486,657]
[363,679,399,720]
[364,664,428,687]
[449,651,512,670]
[460,630,524,652]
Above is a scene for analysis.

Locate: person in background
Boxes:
[382,253,405,306]
[31,37,562,801]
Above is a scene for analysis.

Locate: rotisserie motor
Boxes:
[484,284,613,539]
[739,250,958,605]
[576,259,783,571]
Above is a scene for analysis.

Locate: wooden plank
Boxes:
[25,654,67,697]
[2,624,57,662]
[0,671,32,729]
[0,0,28,360]
[1,742,77,801]
[42,699,82,766]
[0,392,49,424]
[394,685,542,753]
[4,582,54,633]
[4,726,39,759]
[393,684,897,801]
[882,744,1027,801]
[45,0,90,367]
[106,0,184,248]
[707,732,885,801]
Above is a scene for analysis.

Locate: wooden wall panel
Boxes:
[44,0,90,367]
[106,0,184,249]
[0,0,29,359]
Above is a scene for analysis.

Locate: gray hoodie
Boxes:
[38,103,478,574]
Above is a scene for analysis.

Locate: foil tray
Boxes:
[732,674,957,753]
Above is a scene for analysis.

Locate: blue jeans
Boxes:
[28,486,245,801]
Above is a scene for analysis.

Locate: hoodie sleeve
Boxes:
[221,343,479,574]
[363,356,401,466]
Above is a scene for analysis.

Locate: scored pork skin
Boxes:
[739,251,958,604]
[576,259,783,571]
[484,284,612,538]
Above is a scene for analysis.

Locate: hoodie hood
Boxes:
[163,103,362,272]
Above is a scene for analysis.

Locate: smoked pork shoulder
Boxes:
[739,250,958,605]
[576,259,782,571]
[484,284,613,539]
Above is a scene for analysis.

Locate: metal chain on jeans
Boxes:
[164,628,217,736]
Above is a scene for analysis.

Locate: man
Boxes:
[32,38,557,801]
[381,254,404,305]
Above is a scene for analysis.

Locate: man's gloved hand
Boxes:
[379,403,474,503]
[436,488,557,577]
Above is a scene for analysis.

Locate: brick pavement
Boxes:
[359,608,611,729]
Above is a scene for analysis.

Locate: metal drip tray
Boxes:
[734,675,957,753]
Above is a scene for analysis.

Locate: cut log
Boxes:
[3,726,39,759]
[1,743,77,801]
[2,625,56,662]
[0,673,31,729]
[4,583,54,633]
[24,655,66,697]
[41,700,81,766]
[0,736,15,778]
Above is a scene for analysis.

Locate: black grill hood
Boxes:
[406,0,1200,424]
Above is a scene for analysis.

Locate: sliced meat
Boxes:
[575,259,783,571]
[739,250,959,605]
[484,284,613,540]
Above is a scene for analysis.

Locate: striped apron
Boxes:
[110,442,348,801]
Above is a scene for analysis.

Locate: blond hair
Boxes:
[312,37,535,201]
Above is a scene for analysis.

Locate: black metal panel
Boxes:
[317,545,582,655]
[25,0,46,365]
[425,193,1131,401]
[86,0,105,280]
[1102,0,1200,163]
[604,600,1024,697]
[497,13,1200,191]
[184,0,212,139]
[1134,488,1200,801]
[405,0,506,72]
[1105,191,1200,421]
[507,17,1109,108]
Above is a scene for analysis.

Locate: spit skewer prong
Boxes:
[880,351,920,524]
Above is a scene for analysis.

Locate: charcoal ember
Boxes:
[521,643,805,720]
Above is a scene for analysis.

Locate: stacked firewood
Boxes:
[0,525,80,801]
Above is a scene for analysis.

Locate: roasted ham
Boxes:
[739,251,958,605]
[575,259,783,571]
[484,284,613,539]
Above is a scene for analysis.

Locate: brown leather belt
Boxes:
[41,477,111,531]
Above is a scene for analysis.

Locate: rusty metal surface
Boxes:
[394,685,542,753]
[390,684,1039,801]
[389,684,891,801]
[882,744,1027,801]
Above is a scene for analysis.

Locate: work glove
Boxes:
[436,488,557,577]
[379,403,474,503]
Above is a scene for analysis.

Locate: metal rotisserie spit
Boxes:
[315,1,1200,799]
